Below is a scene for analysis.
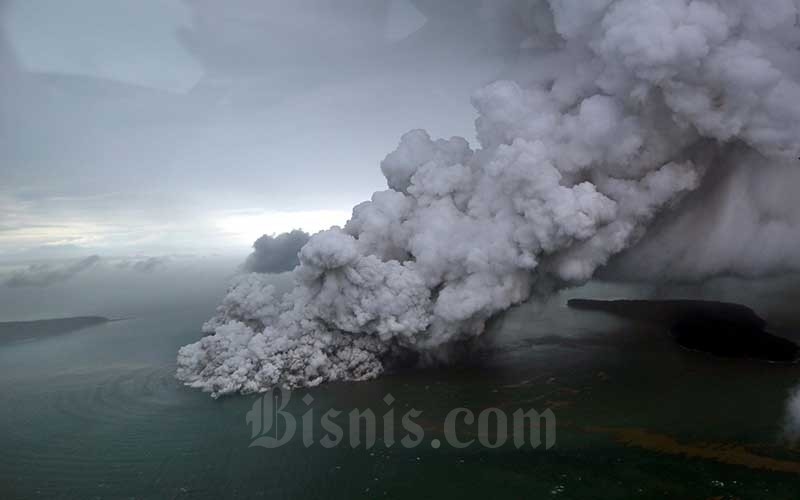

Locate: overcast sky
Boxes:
[0,0,529,262]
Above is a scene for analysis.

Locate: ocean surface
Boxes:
[2,280,800,498]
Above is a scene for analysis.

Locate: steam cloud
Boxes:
[4,255,101,288]
[784,387,800,443]
[243,230,310,274]
[178,0,800,397]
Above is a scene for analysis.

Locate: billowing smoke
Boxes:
[4,255,101,288]
[243,230,310,274]
[784,387,800,442]
[604,150,800,281]
[178,0,800,397]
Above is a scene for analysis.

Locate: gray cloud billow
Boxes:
[243,230,310,274]
[4,255,101,288]
[132,256,171,273]
[178,0,800,397]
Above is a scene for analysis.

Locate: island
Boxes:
[567,299,800,363]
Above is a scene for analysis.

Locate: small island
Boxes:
[568,299,800,363]
[0,316,112,345]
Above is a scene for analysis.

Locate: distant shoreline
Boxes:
[0,316,128,345]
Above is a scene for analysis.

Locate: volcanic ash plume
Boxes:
[177,0,800,397]
[243,230,310,274]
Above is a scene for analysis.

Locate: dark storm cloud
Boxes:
[243,230,310,274]
[4,255,101,288]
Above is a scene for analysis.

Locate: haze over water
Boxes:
[2,278,800,498]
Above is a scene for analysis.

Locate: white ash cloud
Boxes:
[243,230,310,274]
[4,255,101,288]
[178,0,800,397]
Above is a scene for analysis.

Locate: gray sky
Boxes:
[0,0,527,261]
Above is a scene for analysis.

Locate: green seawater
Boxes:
[2,282,800,499]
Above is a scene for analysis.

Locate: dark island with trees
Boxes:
[568,299,800,363]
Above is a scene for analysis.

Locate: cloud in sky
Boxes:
[214,210,349,248]
[4,0,202,92]
[4,255,101,288]
[114,256,172,274]
[0,0,524,258]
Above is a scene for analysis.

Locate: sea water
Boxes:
[1,281,800,498]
